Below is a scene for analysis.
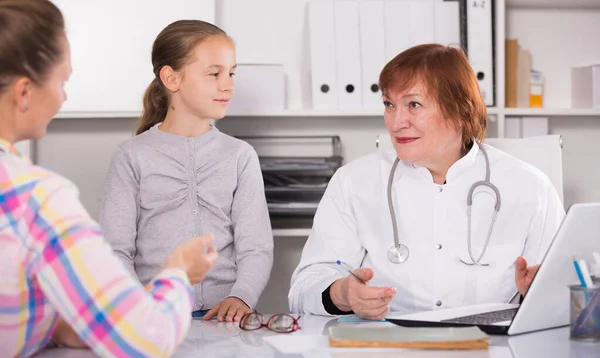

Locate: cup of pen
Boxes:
[569,278,600,342]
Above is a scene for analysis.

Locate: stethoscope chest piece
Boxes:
[388,244,409,264]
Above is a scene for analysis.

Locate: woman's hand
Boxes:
[203,297,251,322]
[330,268,396,320]
[162,234,218,284]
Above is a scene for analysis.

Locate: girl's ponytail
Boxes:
[136,77,168,135]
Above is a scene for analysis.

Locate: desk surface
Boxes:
[33,315,599,358]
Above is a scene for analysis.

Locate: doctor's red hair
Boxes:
[379,44,487,150]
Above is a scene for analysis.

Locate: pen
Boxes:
[336,260,367,284]
[592,251,600,278]
[578,259,594,288]
[573,257,587,288]
[572,256,600,333]
[336,260,391,304]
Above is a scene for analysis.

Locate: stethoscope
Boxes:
[386,143,501,265]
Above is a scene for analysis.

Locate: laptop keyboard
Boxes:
[440,307,519,325]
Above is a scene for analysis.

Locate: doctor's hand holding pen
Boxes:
[330,261,397,320]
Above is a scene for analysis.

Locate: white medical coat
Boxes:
[289,143,565,316]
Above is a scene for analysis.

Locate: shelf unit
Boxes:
[226,107,600,118]
[503,108,600,116]
[53,107,600,120]
[55,111,141,119]
[51,0,600,126]
[54,106,600,121]
[228,107,503,117]
[272,228,312,237]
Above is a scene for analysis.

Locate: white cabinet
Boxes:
[52,0,215,115]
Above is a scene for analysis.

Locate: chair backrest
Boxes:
[485,135,563,203]
[376,134,564,203]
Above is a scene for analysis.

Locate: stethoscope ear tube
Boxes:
[387,157,401,249]
[387,157,410,264]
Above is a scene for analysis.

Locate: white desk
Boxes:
[33,315,599,357]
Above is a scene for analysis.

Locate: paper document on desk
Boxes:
[328,326,489,350]
[263,334,328,354]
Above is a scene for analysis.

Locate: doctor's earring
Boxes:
[21,100,29,112]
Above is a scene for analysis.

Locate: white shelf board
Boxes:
[507,0,600,9]
[226,109,385,118]
[55,109,385,119]
[54,107,500,119]
[272,228,311,237]
[56,111,141,119]
[503,108,600,116]
[226,107,499,118]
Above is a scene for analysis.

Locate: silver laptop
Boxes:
[386,203,600,335]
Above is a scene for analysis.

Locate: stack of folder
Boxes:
[308,0,467,111]
[308,0,495,109]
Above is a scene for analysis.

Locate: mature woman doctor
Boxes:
[289,44,565,320]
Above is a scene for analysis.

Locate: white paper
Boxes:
[263,334,328,354]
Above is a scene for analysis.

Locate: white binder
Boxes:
[333,0,363,109]
[466,0,494,106]
[308,0,338,110]
[358,0,386,109]
[434,1,460,47]
[384,0,410,62]
[408,1,434,48]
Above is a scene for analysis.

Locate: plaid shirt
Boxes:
[0,139,193,357]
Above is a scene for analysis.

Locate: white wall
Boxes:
[37,119,134,220]
[53,0,215,113]
[255,238,307,313]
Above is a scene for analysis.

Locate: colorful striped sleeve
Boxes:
[31,176,193,358]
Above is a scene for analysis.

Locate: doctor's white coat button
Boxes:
[436,244,442,250]
[437,187,443,193]
[436,300,442,307]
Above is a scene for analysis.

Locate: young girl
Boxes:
[0,1,218,357]
[101,20,274,323]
